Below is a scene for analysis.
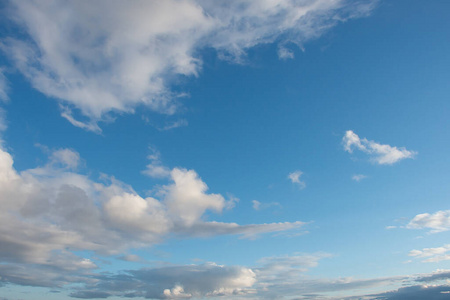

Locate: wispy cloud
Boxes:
[343,130,417,165]
[352,174,367,182]
[1,1,377,130]
[252,200,281,211]
[288,170,306,189]
[409,244,450,263]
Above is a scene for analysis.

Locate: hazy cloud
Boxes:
[352,174,367,182]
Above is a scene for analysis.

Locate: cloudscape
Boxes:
[0,1,449,299]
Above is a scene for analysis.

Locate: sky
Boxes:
[0,0,450,299]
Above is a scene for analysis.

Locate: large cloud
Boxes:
[1,0,376,131]
[0,143,305,290]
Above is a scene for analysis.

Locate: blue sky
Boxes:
[0,0,450,299]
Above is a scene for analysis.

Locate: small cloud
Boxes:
[252,200,281,211]
[225,194,239,210]
[352,174,367,182]
[288,170,306,189]
[277,46,294,60]
[142,147,171,179]
[158,119,188,131]
[406,210,450,233]
[385,226,397,230]
[252,200,261,211]
[343,130,417,165]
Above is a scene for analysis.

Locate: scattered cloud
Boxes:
[409,244,450,263]
[343,130,417,165]
[0,142,305,289]
[352,174,367,182]
[406,210,450,233]
[288,170,306,189]
[1,1,377,130]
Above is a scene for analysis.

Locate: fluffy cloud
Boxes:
[406,210,450,233]
[288,170,306,188]
[343,130,417,165]
[0,144,305,289]
[1,0,376,130]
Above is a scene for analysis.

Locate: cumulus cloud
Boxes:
[406,210,450,233]
[343,130,417,165]
[288,170,306,188]
[0,143,305,289]
[1,0,376,130]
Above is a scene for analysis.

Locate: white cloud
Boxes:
[409,244,450,263]
[1,0,376,130]
[0,143,305,289]
[352,174,367,182]
[406,210,450,233]
[343,130,417,165]
[288,170,306,189]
